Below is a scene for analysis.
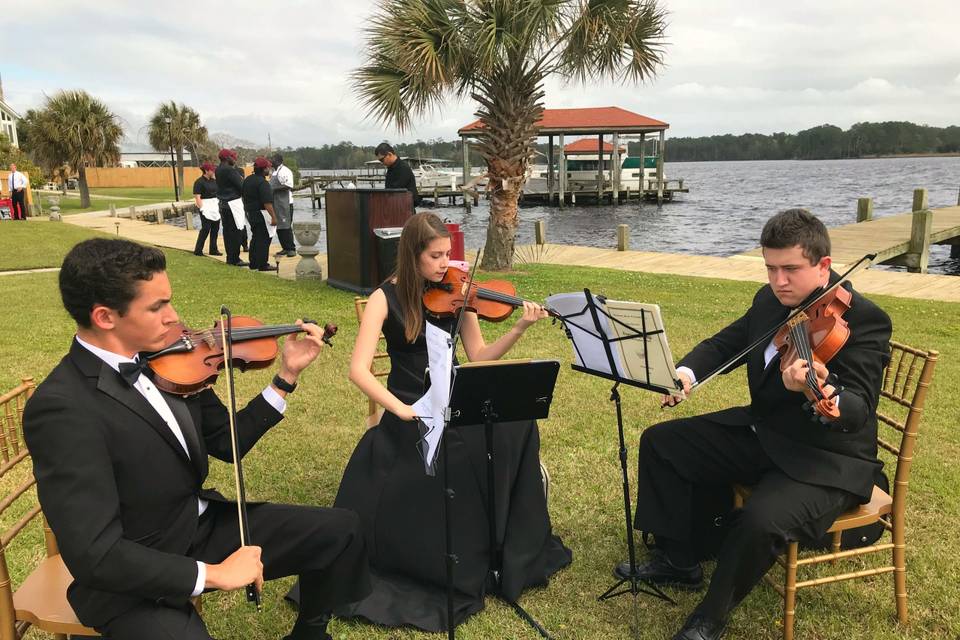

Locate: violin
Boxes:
[773,286,852,421]
[423,266,558,322]
[144,316,337,395]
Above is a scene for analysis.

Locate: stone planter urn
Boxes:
[47,196,62,221]
[292,221,323,280]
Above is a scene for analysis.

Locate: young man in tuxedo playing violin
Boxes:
[625,209,892,640]
[23,238,370,640]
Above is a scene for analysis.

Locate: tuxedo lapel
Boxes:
[163,393,207,480]
[747,291,790,391]
[95,364,192,465]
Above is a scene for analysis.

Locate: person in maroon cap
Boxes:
[215,149,248,267]
[192,162,222,257]
[241,157,278,271]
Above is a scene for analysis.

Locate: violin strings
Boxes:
[186,325,301,343]
[790,321,823,400]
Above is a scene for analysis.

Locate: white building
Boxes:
[0,78,20,147]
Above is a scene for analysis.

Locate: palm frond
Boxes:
[554,0,667,83]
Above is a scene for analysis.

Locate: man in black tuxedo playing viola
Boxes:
[624,209,892,640]
[23,238,370,639]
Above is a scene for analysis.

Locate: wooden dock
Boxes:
[738,191,960,273]
[516,243,960,303]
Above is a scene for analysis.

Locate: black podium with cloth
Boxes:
[325,188,412,294]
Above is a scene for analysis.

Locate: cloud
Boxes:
[1,0,958,146]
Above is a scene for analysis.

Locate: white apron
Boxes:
[200,197,220,222]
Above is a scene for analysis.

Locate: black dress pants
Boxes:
[218,200,243,264]
[635,413,858,621]
[193,216,220,254]
[10,190,26,220]
[95,501,371,640]
[246,209,272,270]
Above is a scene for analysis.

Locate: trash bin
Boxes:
[374,226,404,282]
[445,223,465,261]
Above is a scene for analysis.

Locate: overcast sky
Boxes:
[2,0,958,148]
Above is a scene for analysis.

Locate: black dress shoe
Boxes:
[672,614,726,640]
[193,251,204,256]
[282,635,332,640]
[209,250,223,256]
[614,551,703,590]
[233,260,249,267]
[285,249,298,257]
[259,265,279,272]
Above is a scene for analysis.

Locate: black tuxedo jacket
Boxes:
[678,273,892,502]
[23,339,284,627]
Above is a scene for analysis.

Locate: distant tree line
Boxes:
[277,139,494,170]
[661,121,960,162]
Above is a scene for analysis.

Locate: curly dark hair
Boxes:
[760,208,831,264]
[59,239,167,328]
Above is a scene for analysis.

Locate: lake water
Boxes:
[289,157,960,276]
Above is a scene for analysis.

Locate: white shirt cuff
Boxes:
[192,562,206,596]
[261,386,287,414]
[676,366,697,386]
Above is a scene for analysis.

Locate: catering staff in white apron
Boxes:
[270,153,298,258]
[192,162,222,256]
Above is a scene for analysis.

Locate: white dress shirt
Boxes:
[8,171,27,192]
[75,336,287,596]
[274,164,294,203]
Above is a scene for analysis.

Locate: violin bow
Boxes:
[218,305,261,611]
[690,253,876,392]
[447,245,485,360]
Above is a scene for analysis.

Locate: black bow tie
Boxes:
[118,358,153,386]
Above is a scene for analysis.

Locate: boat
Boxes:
[522,138,667,196]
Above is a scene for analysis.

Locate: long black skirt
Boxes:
[316,411,571,632]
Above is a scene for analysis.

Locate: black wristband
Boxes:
[272,374,297,393]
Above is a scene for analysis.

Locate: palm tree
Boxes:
[355,0,668,269]
[147,102,209,195]
[22,91,123,208]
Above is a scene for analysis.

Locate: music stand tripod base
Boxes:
[600,564,677,604]
[444,360,561,640]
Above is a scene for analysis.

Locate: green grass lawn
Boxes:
[88,187,181,201]
[0,223,957,639]
[0,221,105,270]
[31,187,180,216]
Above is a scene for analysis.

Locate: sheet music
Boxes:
[411,320,453,474]
[545,293,626,375]
[547,292,683,395]
[603,299,684,396]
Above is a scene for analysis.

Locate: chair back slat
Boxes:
[0,378,41,640]
[0,478,35,519]
[876,344,938,520]
[355,297,391,420]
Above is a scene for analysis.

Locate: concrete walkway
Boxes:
[63,208,322,281]
[60,208,960,303]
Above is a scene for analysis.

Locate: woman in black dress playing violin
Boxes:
[329,212,571,631]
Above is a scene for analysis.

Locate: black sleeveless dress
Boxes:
[329,282,571,631]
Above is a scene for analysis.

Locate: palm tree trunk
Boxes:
[482,182,521,270]
[472,68,544,271]
[78,165,91,209]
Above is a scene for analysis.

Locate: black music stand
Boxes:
[552,289,682,607]
[437,360,560,640]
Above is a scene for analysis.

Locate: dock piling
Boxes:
[857,198,874,222]
[535,220,546,245]
[907,188,932,273]
[617,224,629,251]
